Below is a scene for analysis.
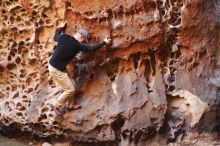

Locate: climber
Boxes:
[48,22,111,115]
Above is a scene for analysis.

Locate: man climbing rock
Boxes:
[48,22,111,115]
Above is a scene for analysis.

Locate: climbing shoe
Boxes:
[67,104,82,111]
[51,105,63,115]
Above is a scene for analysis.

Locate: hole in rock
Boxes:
[26,77,32,86]
[106,59,119,81]
[25,21,31,26]
[107,9,113,19]
[48,79,54,86]
[17,102,22,107]
[117,6,124,17]
[16,16,21,22]
[17,47,22,54]
[19,106,26,111]
[174,18,181,26]
[53,126,60,130]
[122,129,130,140]
[84,11,94,17]
[22,95,28,99]
[134,130,143,144]
[168,76,175,82]
[9,16,15,23]
[22,99,30,103]
[170,67,176,75]
[46,19,51,24]
[9,51,16,57]
[42,13,47,18]
[146,84,153,93]
[38,114,47,122]
[15,57,21,64]
[161,9,166,16]
[5,102,9,107]
[44,122,49,125]
[6,63,16,70]
[12,41,17,48]
[111,116,125,143]
[144,59,151,77]
[41,107,49,113]
[53,121,59,125]
[175,49,181,58]
[172,27,180,34]
[169,60,175,66]
[3,119,9,124]
[16,112,23,117]
[0,65,4,72]
[8,56,12,61]
[3,15,8,20]
[27,88,33,93]
[34,84,39,90]
[5,1,10,6]
[109,75,116,81]
[167,35,176,44]
[130,52,141,69]
[2,10,6,14]
[168,85,175,92]
[36,40,40,44]
[11,84,17,91]
[170,52,175,58]
[39,19,44,25]
[28,58,37,64]
[35,22,39,28]
[18,41,25,46]
[11,27,18,32]
[141,126,157,141]
[12,92,19,98]
[20,73,26,78]
[32,10,37,16]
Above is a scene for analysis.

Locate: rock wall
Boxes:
[0,0,219,145]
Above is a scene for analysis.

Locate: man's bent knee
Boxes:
[66,88,75,96]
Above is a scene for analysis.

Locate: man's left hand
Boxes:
[59,21,67,28]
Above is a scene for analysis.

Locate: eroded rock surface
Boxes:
[0,0,219,145]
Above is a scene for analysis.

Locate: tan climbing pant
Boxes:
[48,64,75,107]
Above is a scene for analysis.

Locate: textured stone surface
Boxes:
[0,0,219,145]
[170,90,209,127]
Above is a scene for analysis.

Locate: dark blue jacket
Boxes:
[49,27,106,71]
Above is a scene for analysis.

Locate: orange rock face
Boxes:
[0,0,219,145]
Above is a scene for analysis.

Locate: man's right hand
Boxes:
[104,36,112,45]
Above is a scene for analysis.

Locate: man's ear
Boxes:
[80,35,85,42]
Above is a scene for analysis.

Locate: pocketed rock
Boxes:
[0,0,219,146]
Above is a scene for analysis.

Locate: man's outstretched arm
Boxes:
[79,41,107,51]
[79,36,111,51]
